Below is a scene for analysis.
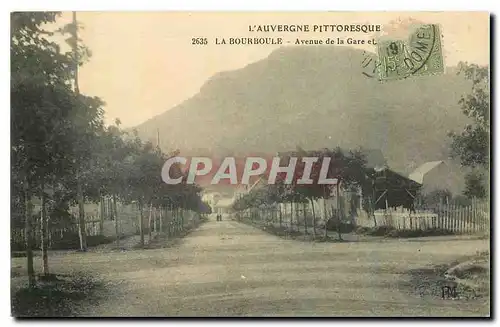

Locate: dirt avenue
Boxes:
[12,215,489,317]
[10,11,490,319]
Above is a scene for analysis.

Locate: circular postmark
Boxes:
[405,24,439,75]
[376,24,444,81]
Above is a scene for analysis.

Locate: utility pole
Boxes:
[156,128,161,154]
[72,11,87,251]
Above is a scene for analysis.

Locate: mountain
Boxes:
[133,46,473,192]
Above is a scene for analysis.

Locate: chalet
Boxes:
[370,167,422,211]
[409,160,465,195]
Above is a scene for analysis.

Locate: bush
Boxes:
[356,225,455,238]
[355,226,372,234]
[324,219,356,233]
[368,226,396,236]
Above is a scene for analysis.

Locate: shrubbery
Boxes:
[355,225,455,238]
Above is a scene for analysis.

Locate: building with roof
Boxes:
[409,160,464,195]
[372,167,422,211]
[409,161,444,184]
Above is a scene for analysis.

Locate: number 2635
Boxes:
[192,38,208,45]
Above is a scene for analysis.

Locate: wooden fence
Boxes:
[233,198,490,236]
[11,213,105,251]
[373,199,490,234]
[234,201,346,233]
[11,198,201,250]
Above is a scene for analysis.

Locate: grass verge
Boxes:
[237,218,348,243]
[11,273,104,317]
[356,225,456,238]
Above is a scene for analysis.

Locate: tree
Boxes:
[12,12,105,284]
[418,189,451,207]
[449,63,489,199]
[297,148,368,240]
[12,12,77,286]
[266,147,369,240]
[463,171,486,199]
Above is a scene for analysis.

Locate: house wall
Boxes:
[421,163,465,195]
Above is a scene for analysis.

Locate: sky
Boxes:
[55,12,489,127]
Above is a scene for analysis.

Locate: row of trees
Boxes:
[232,147,374,239]
[11,12,207,288]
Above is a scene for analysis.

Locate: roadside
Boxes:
[402,250,490,306]
[235,216,488,244]
[12,216,490,317]
[444,251,490,299]
[10,216,209,317]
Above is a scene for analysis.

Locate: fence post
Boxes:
[99,196,105,235]
[462,206,467,234]
[409,211,413,230]
[472,200,476,234]
[445,204,450,232]
[450,203,454,233]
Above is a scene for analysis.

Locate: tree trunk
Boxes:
[72,12,87,252]
[24,182,36,288]
[153,207,158,233]
[159,206,163,234]
[336,183,343,241]
[113,194,119,246]
[180,207,184,232]
[148,202,153,242]
[138,201,144,247]
[167,205,172,237]
[278,204,282,227]
[283,201,288,228]
[310,198,316,238]
[371,182,377,227]
[372,202,377,227]
[303,201,308,234]
[175,207,179,235]
[173,207,177,234]
[174,206,177,234]
[171,206,175,236]
[40,181,49,275]
[323,197,328,238]
[76,175,87,251]
[99,193,104,235]
[294,202,298,231]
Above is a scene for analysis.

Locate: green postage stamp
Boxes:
[377,24,444,81]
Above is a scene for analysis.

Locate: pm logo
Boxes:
[441,283,458,299]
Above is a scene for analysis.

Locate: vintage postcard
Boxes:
[11,12,490,317]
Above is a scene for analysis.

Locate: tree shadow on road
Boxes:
[11,273,106,318]
[137,219,209,250]
[242,219,357,243]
